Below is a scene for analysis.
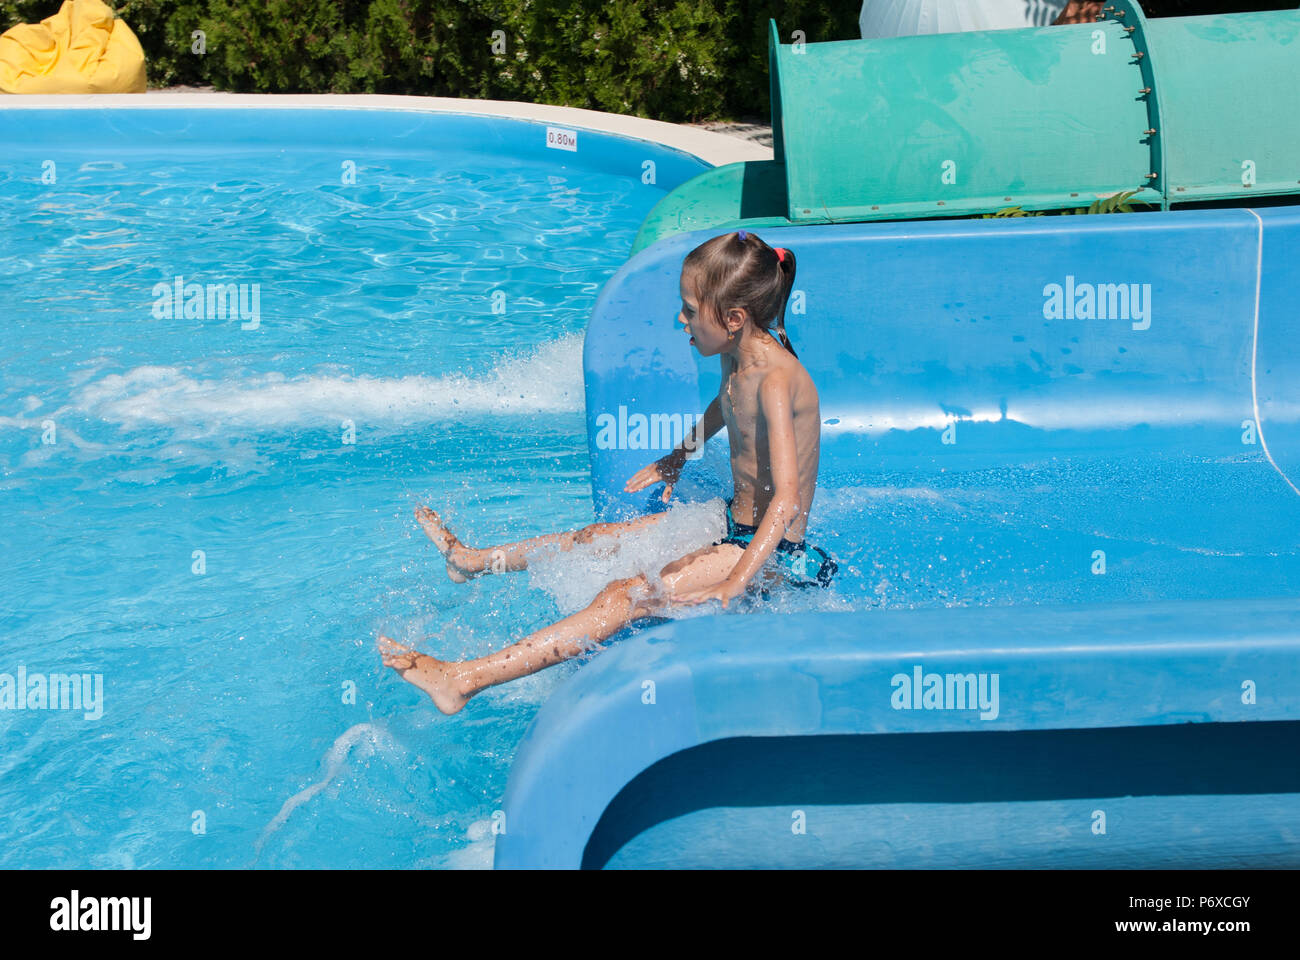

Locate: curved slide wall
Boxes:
[1254,208,1300,495]
[494,205,1300,869]
[587,206,1300,517]
[495,601,1300,869]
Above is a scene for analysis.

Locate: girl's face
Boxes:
[678,272,737,357]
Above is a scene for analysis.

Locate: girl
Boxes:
[378,229,837,715]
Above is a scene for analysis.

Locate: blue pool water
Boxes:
[0,113,720,868]
[4,111,1300,870]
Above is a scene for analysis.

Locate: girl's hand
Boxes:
[624,451,685,503]
[671,578,747,609]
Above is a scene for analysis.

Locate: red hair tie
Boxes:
[775,247,786,263]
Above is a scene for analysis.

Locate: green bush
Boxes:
[0,0,860,121]
[517,0,736,120]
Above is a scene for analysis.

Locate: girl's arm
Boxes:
[624,394,725,501]
[684,393,724,456]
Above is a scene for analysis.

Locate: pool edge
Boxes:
[0,92,772,169]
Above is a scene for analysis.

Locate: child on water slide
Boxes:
[379,229,837,714]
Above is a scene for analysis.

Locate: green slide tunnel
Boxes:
[632,1,1300,255]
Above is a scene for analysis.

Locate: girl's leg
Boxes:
[379,541,745,714]
[415,505,672,583]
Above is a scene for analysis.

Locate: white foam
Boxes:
[254,721,396,860]
[71,334,585,432]
[439,833,496,870]
[524,497,729,617]
[411,820,497,870]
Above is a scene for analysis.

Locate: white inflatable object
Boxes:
[858,0,1068,39]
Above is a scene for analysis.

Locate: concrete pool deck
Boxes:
[4,91,774,167]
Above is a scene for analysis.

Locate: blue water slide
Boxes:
[495,205,1300,869]
[497,601,1300,869]
[588,206,1300,512]
[1255,209,1300,493]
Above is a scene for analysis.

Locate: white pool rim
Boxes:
[2,92,773,169]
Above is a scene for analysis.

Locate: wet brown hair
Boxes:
[682,230,798,358]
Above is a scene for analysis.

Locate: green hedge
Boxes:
[0,0,861,121]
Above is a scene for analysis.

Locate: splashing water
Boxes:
[255,722,398,860]
[524,497,730,617]
[69,334,587,437]
[0,143,676,869]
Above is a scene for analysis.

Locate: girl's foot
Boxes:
[415,506,488,583]
[378,636,471,715]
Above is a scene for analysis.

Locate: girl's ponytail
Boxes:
[773,247,798,358]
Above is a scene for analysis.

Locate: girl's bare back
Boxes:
[719,332,822,543]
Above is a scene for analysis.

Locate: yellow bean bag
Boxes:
[0,0,146,94]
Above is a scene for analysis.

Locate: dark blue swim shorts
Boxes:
[710,497,838,589]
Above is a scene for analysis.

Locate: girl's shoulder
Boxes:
[772,348,813,384]
[757,357,814,403]
[772,355,818,407]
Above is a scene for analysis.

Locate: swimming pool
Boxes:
[0,105,721,868]
[5,104,1298,871]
